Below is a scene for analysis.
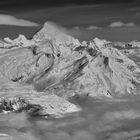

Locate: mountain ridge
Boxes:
[0,22,140,117]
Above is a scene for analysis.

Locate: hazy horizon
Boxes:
[0,2,140,42]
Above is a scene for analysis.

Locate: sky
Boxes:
[0,0,139,9]
[0,0,140,41]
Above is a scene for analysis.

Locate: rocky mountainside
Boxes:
[0,22,140,117]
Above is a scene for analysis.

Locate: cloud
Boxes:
[72,25,101,30]
[109,21,136,28]
[86,25,102,30]
[96,109,140,135]
[0,14,39,26]
[73,26,80,30]
[103,110,140,122]
[136,12,140,16]
[128,7,140,11]
[110,130,140,140]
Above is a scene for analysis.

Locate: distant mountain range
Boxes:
[0,22,140,118]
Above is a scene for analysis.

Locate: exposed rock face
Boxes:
[0,95,80,118]
[0,22,140,117]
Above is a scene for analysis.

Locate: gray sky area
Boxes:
[0,0,138,8]
[0,1,140,41]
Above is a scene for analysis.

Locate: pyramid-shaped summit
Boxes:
[33,22,80,46]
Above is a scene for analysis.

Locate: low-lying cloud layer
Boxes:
[0,14,39,27]
[72,22,136,32]
[86,25,101,30]
[73,25,101,30]
[109,21,136,27]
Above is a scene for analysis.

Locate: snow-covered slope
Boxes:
[0,22,140,117]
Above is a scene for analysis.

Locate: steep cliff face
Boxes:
[0,22,140,117]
